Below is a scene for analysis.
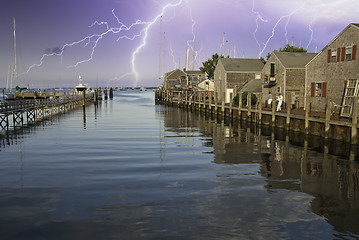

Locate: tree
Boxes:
[262,44,307,64]
[200,53,224,80]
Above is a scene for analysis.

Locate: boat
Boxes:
[74,75,88,93]
[139,87,146,91]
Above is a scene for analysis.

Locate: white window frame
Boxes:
[346,46,352,61]
[331,49,337,62]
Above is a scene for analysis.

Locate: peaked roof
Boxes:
[218,58,264,72]
[320,23,359,52]
[165,68,186,79]
[273,51,317,68]
[306,23,359,66]
[185,70,203,75]
[239,79,262,93]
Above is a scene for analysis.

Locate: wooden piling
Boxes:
[104,88,108,100]
[221,92,225,116]
[214,92,218,113]
[109,88,113,99]
[209,92,212,114]
[258,94,262,125]
[325,97,331,138]
[272,93,276,126]
[305,97,310,134]
[238,92,242,120]
[286,94,291,130]
[351,96,358,145]
[229,92,233,118]
[247,93,251,121]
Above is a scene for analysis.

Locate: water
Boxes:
[1,91,359,239]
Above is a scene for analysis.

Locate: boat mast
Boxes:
[6,55,11,92]
[11,18,18,90]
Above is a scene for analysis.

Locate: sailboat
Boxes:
[5,18,18,100]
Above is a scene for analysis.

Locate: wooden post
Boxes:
[286,93,291,130]
[221,92,225,116]
[247,93,251,121]
[214,92,218,113]
[272,93,276,126]
[177,91,180,106]
[109,87,113,99]
[82,90,86,108]
[325,97,331,138]
[209,92,212,114]
[258,93,262,125]
[185,91,188,108]
[104,88,108,100]
[229,92,233,118]
[94,89,98,104]
[202,92,205,112]
[239,92,242,120]
[351,96,358,145]
[305,96,310,134]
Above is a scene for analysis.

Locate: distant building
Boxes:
[306,23,359,116]
[262,51,317,108]
[185,70,206,89]
[196,79,214,92]
[214,58,264,103]
[163,69,186,90]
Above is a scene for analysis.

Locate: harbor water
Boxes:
[1,90,359,239]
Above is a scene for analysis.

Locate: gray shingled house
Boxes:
[262,51,317,108]
[305,23,359,116]
[214,58,264,103]
[185,70,206,89]
[163,69,187,90]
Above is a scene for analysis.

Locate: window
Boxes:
[331,49,337,62]
[311,82,327,97]
[276,86,281,93]
[315,82,323,96]
[270,63,275,77]
[255,74,261,79]
[346,47,352,61]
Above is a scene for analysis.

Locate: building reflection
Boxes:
[160,105,359,235]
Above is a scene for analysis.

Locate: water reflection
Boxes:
[161,106,359,237]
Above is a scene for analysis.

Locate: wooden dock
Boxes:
[155,89,359,145]
[0,92,95,130]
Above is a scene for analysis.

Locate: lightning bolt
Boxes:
[251,0,268,56]
[23,0,196,87]
[185,0,198,70]
[258,4,305,57]
[130,0,185,86]
[306,18,316,50]
[22,9,150,75]
[170,43,178,69]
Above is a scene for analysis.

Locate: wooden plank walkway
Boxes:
[0,93,94,130]
[155,89,359,145]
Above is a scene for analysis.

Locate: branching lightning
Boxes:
[23,9,151,76]
[252,0,306,58]
[306,18,316,50]
[251,0,268,56]
[130,0,185,86]
[170,43,178,69]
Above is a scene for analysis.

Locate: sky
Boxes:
[1,0,359,88]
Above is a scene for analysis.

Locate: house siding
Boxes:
[214,61,226,101]
[262,54,285,104]
[306,25,359,112]
[286,69,306,108]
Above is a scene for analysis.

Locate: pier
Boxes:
[0,92,96,130]
[155,89,359,145]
